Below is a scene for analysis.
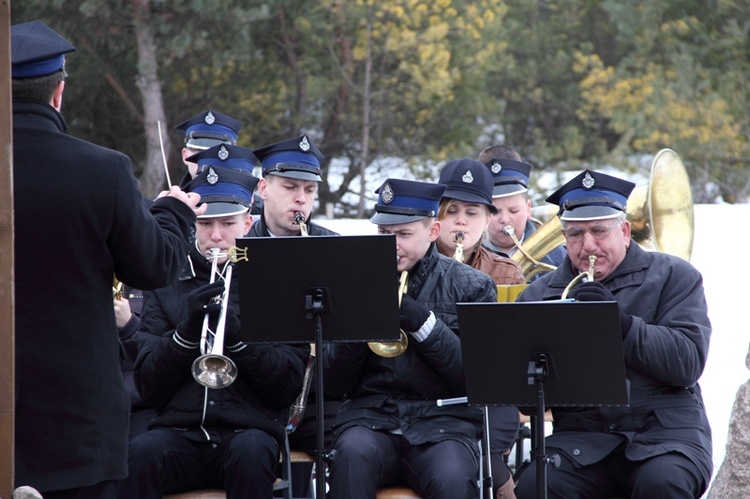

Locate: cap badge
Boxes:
[381,182,395,204]
[218,145,229,160]
[207,166,219,185]
[299,135,311,152]
[582,171,595,190]
[204,111,216,125]
[491,162,502,174]
[462,170,474,184]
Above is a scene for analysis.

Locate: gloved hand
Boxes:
[569,281,615,302]
[223,306,243,347]
[177,280,226,342]
[570,282,633,338]
[399,294,431,333]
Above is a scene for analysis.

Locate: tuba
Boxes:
[510,148,695,280]
[368,270,410,357]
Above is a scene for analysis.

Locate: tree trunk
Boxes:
[132,0,171,199]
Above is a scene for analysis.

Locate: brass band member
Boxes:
[436,157,525,285]
[514,170,712,499]
[118,145,308,498]
[478,145,567,278]
[324,179,497,498]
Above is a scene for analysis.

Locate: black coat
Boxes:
[134,247,309,448]
[13,100,195,491]
[518,244,713,485]
[323,244,497,450]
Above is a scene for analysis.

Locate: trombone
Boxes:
[191,247,240,389]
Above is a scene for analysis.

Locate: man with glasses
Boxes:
[513,169,712,499]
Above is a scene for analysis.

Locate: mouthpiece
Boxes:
[454,231,465,243]
[292,212,306,225]
[503,225,515,237]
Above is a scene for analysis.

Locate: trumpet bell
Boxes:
[192,354,238,389]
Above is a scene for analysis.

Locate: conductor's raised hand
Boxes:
[156,185,207,216]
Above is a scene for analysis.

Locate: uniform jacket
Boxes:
[13,100,195,491]
[247,209,338,237]
[323,244,497,450]
[135,246,309,448]
[518,243,713,484]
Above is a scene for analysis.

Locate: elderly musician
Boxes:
[117,145,308,498]
[323,179,497,498]
[12,20,201,498]
[513,169,712,499]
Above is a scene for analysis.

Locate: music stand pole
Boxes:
[529,353,552,499]
[308,288,328,499]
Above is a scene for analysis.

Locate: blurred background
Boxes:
[10,0,750,215]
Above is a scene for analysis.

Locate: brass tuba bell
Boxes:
[510,148,695,280]
[368,270,410,357]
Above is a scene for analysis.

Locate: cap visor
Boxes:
[370,212,426,226]
[198,202,249,219]
[266,170,322,182]
[492,184,528,198]
[559,205,622,222]
[442,189,497,214]
[186,137,232,150]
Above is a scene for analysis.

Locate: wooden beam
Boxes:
[0,0,15,495]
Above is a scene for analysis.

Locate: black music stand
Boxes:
[234,234,401,499]
[456,301,629,499]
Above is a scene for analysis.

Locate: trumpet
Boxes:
[293,212,309,236]
[453,231,465,262]
[191,247,239,389]
[561,255,597,300]
[368,270,410,357]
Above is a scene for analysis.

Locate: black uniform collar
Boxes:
[12,100,67,133]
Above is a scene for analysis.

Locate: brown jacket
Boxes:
[438,240,525,285]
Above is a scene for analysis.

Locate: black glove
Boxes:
[399,294,431,333]
[223,306,243,347]
[177,280,226,342]
[570,282,633,338]
[569,281,615,302]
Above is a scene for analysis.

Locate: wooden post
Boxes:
[0,0,15,495]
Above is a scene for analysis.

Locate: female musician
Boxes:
[436,158,525,286]
[436,158,523,499]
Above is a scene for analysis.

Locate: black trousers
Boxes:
[42,480,117,499]
[514,444,706,499]
[329,426,480,499]
[116,427,278,499]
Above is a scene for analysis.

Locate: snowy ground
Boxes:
[317,203,750,488]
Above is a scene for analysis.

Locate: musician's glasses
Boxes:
[561,219,622,242]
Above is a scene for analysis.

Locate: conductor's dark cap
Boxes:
[371,179,446,226]
[11,20,76,79]
[438,158,497,214]
[483,157,531,198]
[184,144,259,219]
[175,110,243,151]
[254,134,324,182]
[546,169,635,221]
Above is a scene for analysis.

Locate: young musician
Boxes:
[117,145,308,498]
[436,157,525,285]
[324,179,497,498]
